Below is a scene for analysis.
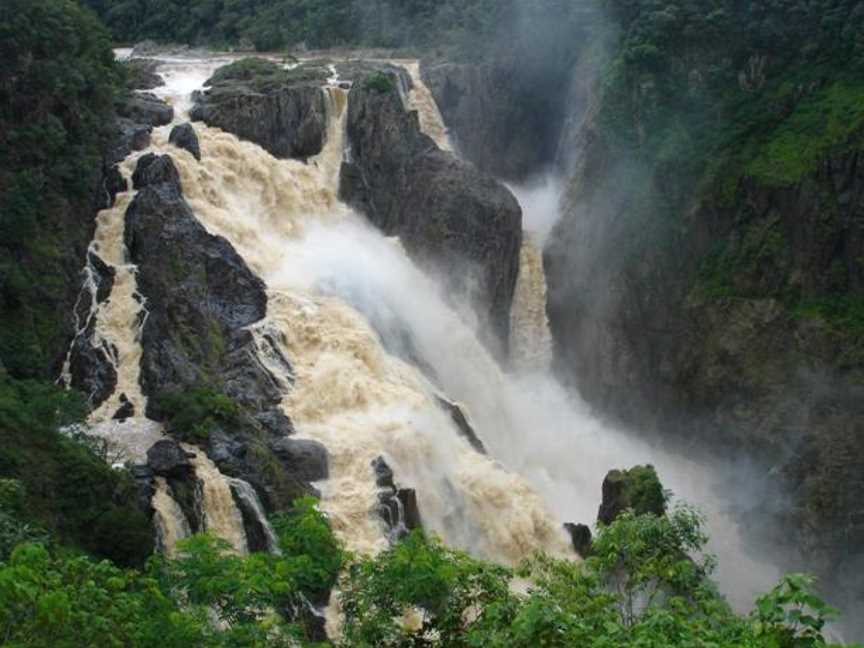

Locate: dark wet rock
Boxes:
[123,58,164,91]
[117,91,174,127]
[420,58,574,181]
[130,464,156,513]
[564,522,592,557]
[169,123,201,161]
[103,165,128,205]
[229,479,271,553]
[397,488,422,531]
[190,58,329,161]
[68,248,117,407]
[72,252,114,330]
[435,396,485,454]
[125,155,321,512]
[372,456,395,489]
[147,439,195,478]
[132,153,182,190]
[597,465,666,526]
[107,118,152,166]
[372,456,422,540]
[113,394,135,421]
[340,74,522,351]
[68,320,117,408]
[125,170,268,397]
[270,438,329,482]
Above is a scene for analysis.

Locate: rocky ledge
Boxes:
[125,153,327,516]
[190,57,331,161]
[340,71,522,352]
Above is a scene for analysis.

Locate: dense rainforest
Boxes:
[1,0,863,645]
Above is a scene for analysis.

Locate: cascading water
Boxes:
[87,54,783,612]
[186,445,249,555]
[228,478,282,554]
[153,477,192,556]
[509,235,554,372]
[400,61,454,152]
[144,74,570,563]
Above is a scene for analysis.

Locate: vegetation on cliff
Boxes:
[0,374,152,566]
[80,0,590,58]
[0,494,853,647]
[0,0,122,379]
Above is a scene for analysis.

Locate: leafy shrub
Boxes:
[363,71,396,94]
[0,375,152,565]
[158,387,242,441]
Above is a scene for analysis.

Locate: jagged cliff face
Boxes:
[544,27,864,625]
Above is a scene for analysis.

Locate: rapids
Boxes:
[80,51,786,610]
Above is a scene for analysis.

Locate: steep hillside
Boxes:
[545,0,864,624]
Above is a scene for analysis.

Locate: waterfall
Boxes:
[400,61,454,152]
[185,445,249,555]
[509,233,554,372]
[140,63,570,564]
[228,477,282,554]
[153,477,192,556]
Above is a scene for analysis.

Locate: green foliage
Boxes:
[271,496,343,595]
[0,0,122,378]
[793,296,864,337]
[158,387,242,441]
[615,464,668,519]
[0,543,210,647]
[340,530,512,646]
[744,81,864,186]
[753,574,840,646]
[337,510,854,647]
[363,72,396,94]
[0,498,856,647]
[0,375,152,565]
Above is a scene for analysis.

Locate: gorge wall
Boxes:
[540,0,864,629]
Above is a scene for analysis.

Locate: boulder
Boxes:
[125,154,270,407]
[123,58,164,91]
[132,153,182,190]
[68,252,117,409]
[189,58,329,161]
[147,439,194,478]
[169,123,201,161]
[397,488,422,531]
[117,92,174,127]
[112,394,135,421]
[371,456,422,539]
[68,321,117,408]
[564,522,592,557]
[270,437,329,482]
[436,396,486,453]
[340,74,522,351]
[107,118,152,166]
[597,465,666,525]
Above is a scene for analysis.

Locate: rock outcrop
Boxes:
[169,123,201,161]
[122,58,165,91]
[546,67,864,621]
[125,153,326,511]
[564,522,592,557]
[372,456,422,540]
[117,91,174,127]
[597,466,666,526]
[147,439,195,479]
[190,58,329,161]
[420,56,575,181]
[340,73,522,351]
